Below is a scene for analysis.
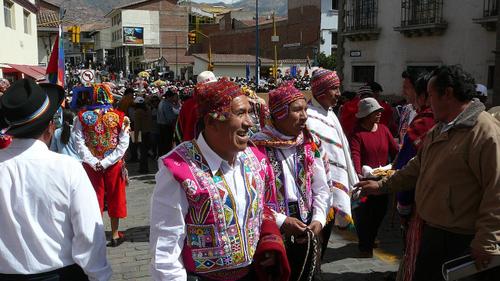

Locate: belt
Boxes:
[0,264,88,281]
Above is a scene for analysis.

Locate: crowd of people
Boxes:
[1,64,499,281]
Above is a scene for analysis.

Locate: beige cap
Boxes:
[197,71,217,84]
[356,97,384,118]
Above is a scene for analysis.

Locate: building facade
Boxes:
[338,0,496,102]
[320,0,339,56]
[105,0,192,78]
[91,27,113,66]
[0,0,39,78]
[196,0,322,62]
[36,0,59,67]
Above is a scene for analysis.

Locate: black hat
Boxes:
[367,81,383,93]
[0,79,64,137]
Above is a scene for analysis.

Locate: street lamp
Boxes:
[190,29,213,71]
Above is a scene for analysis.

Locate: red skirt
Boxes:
[83,161,127,218]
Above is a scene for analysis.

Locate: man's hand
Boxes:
[354,180,382,196]
[471,247,493,270]
[308,220,323,237]
[281,217,307,237]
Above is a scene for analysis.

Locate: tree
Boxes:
[317,52,336,70]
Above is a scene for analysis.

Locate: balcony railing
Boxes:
[343,0,380,41]
[394,0,447,36]
[482,0,498,17]
[473,0,498,31]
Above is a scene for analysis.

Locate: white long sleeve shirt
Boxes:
[0,139,112,281]
[73,114,129,169]
[271,145,331,228]
[150,134,250,281]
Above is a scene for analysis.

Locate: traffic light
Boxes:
[188,32,196,44]
[69,25,80,43]
[269,66,277,78]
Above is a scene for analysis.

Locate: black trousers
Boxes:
[138,132,151,173]
[158,124,174,157]
[353,194,388,252]
[286,202,322,281]
[414,224,499,281]
[0,264,88,281]
[321,219,334,260]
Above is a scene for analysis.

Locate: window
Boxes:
[331,32,338,45]
[488,65,495,89]
[23,10,30,34]
[400,0,444,26]
[4,1,14,28]
[345,0,378,31]
[332,0,339,10]
[352,65,375,83]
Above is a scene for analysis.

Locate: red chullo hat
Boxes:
[268,81,305,120]
[195,79,244,121]
[311,68,340,98]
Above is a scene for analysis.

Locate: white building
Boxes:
[91,27,113,65]
[320,0,339,56]
[339,0,496,101]
[0,0,40,79]
[105,0,192,79]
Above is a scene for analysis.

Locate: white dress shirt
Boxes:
[150,134,250,281]
[271,145,331,228]
[0,139,111,281]
[73,114,129,169]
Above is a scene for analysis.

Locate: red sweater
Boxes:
[177,98,198,141]
[349,123,399,175]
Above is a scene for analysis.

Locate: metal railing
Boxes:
[482,0,498,17]
[400,0,445,27]
[344,0,378,32]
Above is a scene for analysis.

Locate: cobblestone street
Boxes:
[104,162,402,281]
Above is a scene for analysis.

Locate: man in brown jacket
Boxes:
[356,65,500,281]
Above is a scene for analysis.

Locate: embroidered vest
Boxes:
[162,141,272,279]
[264,141,316,223]
[78,108,124,159]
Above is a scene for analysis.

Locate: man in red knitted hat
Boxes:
[309,69,358,258]
[252,82,330,281]
[150,79,289,281]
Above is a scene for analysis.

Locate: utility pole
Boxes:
[255,0,259,88]
[336,0,346,91]
[494,0,500,106]
[175,35,178,80]
[272,12,279,80]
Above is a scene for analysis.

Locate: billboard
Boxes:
[123,27,144,45]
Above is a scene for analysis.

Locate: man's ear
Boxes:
[203,114,216,130]
[444,86,454,101]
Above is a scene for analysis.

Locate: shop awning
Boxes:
[6,64,47,80]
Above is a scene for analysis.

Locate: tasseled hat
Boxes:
[311,68,340,98]
[195,79,244,121]
[268,81,305,120]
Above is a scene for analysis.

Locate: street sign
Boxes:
[350,50,362,57]
[80,69,95,85]
[271,35,279,42]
